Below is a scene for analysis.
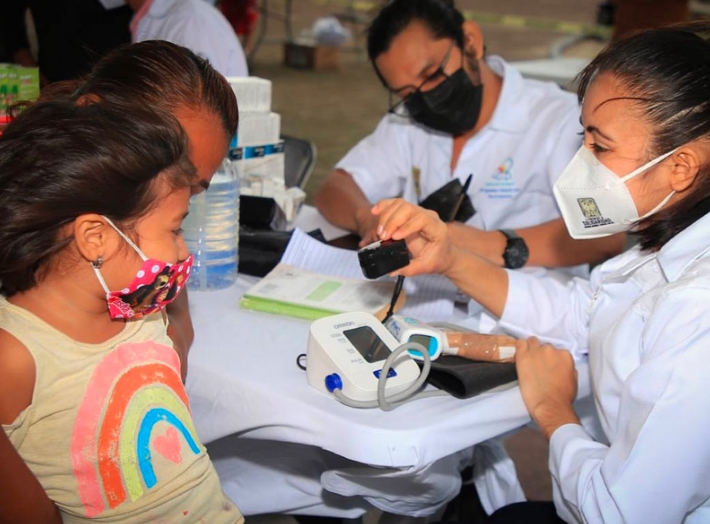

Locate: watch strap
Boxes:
[499,229,519,240]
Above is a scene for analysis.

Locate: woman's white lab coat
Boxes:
[498,211,710,524]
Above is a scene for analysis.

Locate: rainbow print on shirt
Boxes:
[70,341,203,517]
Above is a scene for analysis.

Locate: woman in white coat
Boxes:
[371,21,710,524]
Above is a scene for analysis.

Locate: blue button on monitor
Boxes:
[373,368,397,379]
[325,373,343,392]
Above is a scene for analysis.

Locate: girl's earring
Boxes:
[92,256,104,269]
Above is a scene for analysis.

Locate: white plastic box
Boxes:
[226,76,272,113]
[233,111,281,147]
[229,142,286,196]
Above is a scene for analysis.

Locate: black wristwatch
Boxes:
[499,229,529,269]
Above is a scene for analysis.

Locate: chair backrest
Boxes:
[282,134,317,189]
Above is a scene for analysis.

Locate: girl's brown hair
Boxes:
[0,100,195,296]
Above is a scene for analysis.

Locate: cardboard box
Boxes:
[1,64,12,123]
[17,67,40,102]
[0,64,40,124]
[284,41,340,71]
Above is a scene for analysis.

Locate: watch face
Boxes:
[504,238,529,269]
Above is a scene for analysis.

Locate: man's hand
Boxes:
[355,205,381,247]
[315,169,377,243]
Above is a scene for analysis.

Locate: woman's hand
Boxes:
[372,198,456,277]
[515,337,580,440]
[372,198,510,317]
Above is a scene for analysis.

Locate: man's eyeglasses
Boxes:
[388,42,457,116]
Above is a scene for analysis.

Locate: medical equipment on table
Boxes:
[306,311,448,410]
[384,315,459,361]
[358,239,410,279]
[386,316,517,363]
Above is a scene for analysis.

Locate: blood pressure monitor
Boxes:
[307,312,421,403]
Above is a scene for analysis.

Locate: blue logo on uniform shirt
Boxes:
[492,158,514,180]
[480,156,520,199]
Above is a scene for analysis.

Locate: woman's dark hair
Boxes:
[367,0,465,62]
[0,100,196,297]
[42,40,238,138]
[576,21,710,251]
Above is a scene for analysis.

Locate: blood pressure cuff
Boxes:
[419,179,475,223]
[422,355,518,399]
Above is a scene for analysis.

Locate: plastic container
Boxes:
[183,158,240,291]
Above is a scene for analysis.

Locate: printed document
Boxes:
[280,229,458,321]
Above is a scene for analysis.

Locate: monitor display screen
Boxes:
[344,326,391,363]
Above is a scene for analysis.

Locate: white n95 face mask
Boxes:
[553,146,677,239]
[98,0,126,9]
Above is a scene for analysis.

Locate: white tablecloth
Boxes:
[185,277,592,516]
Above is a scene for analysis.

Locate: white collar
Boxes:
[656,211,710,282]
[483,55,533,134]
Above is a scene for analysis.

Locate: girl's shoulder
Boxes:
[0,328,35,426]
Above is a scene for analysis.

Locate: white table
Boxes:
[185,205,594,517]
[185,276,592,517]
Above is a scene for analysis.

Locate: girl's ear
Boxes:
[669,146,702,194]
[73,214,117,264]
[462,20,484,60]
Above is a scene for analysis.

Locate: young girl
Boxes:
[41,41,240,380]
[0,100,243,523]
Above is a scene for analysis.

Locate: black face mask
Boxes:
[404,68,483,136]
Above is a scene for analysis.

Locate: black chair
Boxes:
[282,134,317,189]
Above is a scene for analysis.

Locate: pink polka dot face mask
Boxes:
[92,217,193,320]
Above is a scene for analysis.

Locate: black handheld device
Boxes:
[357,239,411,280]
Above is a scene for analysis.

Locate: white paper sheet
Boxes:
[242,263,396,318]
[281,229,458,321]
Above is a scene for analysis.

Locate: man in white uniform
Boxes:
[127,0,249,78]
[315,0,624,291]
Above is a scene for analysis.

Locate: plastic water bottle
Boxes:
[183,158,240,291]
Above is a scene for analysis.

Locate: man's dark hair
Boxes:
[367,0,465,62]
[42,40,238,138]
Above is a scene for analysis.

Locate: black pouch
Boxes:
[238,226,327,277]
[422,355,518,399]
[240,195,278,229]
[419,179,475,223]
